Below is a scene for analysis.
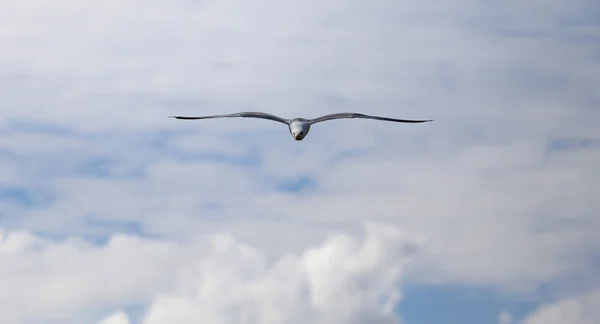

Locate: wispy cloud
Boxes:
[1,0,599,323]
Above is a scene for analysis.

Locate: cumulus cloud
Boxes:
[0,229,180,323]
[0,223,420,324]
[520,289,600,324]
[498,311,513,324]
[98,312,131,324]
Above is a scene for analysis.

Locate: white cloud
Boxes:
[142,223,417,324]
[0,0,599,322]
[0,229,180,324]
[98,311,131,324]
[0,223,419,324]
[520,289,600,324]
[498,311,513,324]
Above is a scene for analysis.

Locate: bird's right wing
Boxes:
[308,112,433,125]
[169,112,290,125]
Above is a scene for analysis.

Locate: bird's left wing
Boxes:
[308,112,433,125]
[169,112,290,125]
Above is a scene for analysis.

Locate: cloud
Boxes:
[98,312,131,324]
[520,289,600,324]
[0,223,419,324]
[498,311,513,324]
[1,0,599,323]
[0,229,180,323]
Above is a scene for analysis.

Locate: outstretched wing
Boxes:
[308,113,433,125]
[169,112,290,125]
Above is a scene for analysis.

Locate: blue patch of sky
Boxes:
[28,227,124,247]
[79,216,169,245]
[94,303,150,324]
[4,118,81,137]
[174,147,262,169]
[120,304,147,324]
[557,7,600,28]
[0,187,30,205]
[529,266,600,304]
[327,146,381,166]
[4,120,264,180]
[0,186,56,207]
[31,222,170,247]
[397,285,539,324]
[96,128,263,170]
[84,216,144,235]
[75,157,115,178]
[81,233,112,246]
[548,137,597,151]
[30,231,75,244]
[276,175,316,193]
[201,201,224,210]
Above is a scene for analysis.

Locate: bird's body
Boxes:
[169,112,432,141]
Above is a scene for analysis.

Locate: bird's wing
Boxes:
[169,112,290,125]
[308,113,433,125]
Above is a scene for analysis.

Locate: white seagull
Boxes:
[169,112,433,141]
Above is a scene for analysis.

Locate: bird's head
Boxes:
[292,130,306,141]
[290,120,310,141]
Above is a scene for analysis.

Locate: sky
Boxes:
[1,0,599,323]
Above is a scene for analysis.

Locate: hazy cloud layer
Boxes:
[1,0,599,323]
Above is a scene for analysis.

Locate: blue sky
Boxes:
[1,1,600,323]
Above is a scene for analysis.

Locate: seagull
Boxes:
[169,112,433,141]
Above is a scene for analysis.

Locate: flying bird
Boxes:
[169,112,433,141]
